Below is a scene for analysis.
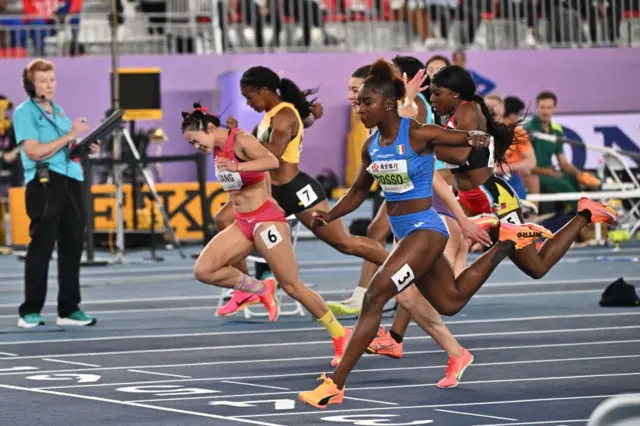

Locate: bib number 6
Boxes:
[260,225,283,249]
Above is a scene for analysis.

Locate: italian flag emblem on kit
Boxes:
[397,145,405,155]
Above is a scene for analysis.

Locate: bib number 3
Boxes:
[260,225,283,249]
[391,264,415,292]
[296,184,319,208]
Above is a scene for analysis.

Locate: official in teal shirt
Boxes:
[13,99,84,184]
[13,59,97,330]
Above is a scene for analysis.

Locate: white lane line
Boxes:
[1,338,638,376]
[221,381,289,391]
[344,396,399,406]
[127,369,191,379]
[3,311,638,346]
[43,359,101,368]
[0,352,17,357]
[3,324,638,362]
[236,391,640,419]
[0,383,283,426]
[33,357,640,390]
[435,408,517,421]
[470,420,588,426]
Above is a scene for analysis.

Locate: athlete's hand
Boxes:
[467,131,493,149]
[310,102,323,120]
[460,218,493,248]
[403,68,428,102]
[226,116,239,129]
[214,157,238,172]
[310,210,330,228]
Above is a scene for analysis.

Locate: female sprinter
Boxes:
[298,59,554,408]
[182,104,351,366]
[429,65,618,281]
[333,59,484,389]
[215,66,390,319]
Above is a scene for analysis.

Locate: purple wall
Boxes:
[2,48,639,183]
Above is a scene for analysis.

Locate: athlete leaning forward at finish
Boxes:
[296,59,565,409]
[181,103,351,366]
[333,57,495,389]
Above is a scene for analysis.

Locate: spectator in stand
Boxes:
[523,91,600,213]
[452,50,495,96]
[484,95,531,200]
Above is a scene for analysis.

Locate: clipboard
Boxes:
[70,109,125,156]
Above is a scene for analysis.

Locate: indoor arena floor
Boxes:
[1,240,640,426]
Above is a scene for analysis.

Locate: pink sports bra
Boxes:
[213,128,266,192]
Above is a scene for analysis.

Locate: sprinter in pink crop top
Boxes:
[181,102,352,366]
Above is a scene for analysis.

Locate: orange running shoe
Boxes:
[216,290,260,317]
[436,348,474,388]
[331,328,352,367]
[367,326,403,359]
[469,213,500,230]
[499,222,553,250]
[298,373,345,409]
[257,278,280,322]
[578,197,619,225]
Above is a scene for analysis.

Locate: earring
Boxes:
[454,95,459,98]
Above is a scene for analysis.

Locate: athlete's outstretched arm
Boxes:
[433,172,492,247]
[315,137,375,225]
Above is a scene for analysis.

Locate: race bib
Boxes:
[367,160,414,194]
[216,167,243,191]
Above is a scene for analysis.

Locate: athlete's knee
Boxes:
[193,260,221,284]
[394,288,417,312]
[523,266,548,280]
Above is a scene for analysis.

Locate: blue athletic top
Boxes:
[366,117,434,202]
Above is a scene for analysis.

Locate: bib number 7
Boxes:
[296,184,319,208]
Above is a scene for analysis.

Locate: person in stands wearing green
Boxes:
[13,58,100,329]
[523,91,600,212]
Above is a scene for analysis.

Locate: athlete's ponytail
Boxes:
[240,66,316,120]
[365,58,406,102]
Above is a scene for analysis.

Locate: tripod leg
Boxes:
[121,129,186,258]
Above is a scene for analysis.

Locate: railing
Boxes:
[1,0,639,57]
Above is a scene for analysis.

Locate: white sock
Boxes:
[352,286,367,302]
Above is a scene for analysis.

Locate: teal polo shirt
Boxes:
[12,98,84,184]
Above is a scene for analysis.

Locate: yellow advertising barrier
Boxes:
[8,182,229,247]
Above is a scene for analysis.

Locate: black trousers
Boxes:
[19,170,85,318]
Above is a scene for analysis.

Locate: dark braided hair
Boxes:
[240,66,316,119]
[181,102,221,132]
[431,65,516,165]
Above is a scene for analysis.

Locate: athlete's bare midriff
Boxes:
[229,180,271,214]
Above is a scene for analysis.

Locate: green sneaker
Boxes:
[57,310,97,326]
[18,313,46,329]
